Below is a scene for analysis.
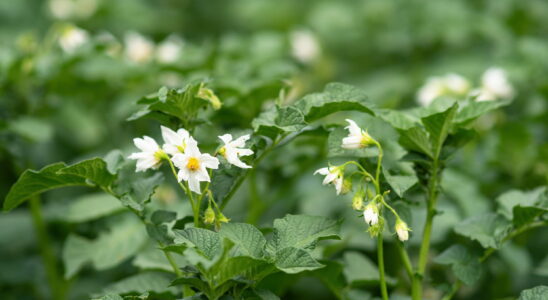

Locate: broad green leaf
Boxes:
[294,82,375,121]
[274,247,323,274]
[219,223,267,258]
[272,214,340,251]
[62,215,148,278]
[151,210,177,225]
[214,256,274,287]
[248,289,280,300]
[535,255,548,277]
[421,103,458,158]
[91,294,124,300]
[44,193,123,223]
[454,213,511,249]
[8,116,53,142]
[434,245,481,285]
[518,285,548,300]
[252,105,306,138]
[113,160,164,212]
[343,251,380,285]
[146,223,173,245]
[173,228,221,260]
[496,187,548,227]
[442,169,490,217]
[454,99,510,125]
[382,169,417,198]
[377,109,419,130]
[57,157,116,188]
[3,163,88,211]
[397,127,433,158]
[102,272,177,296]
[133,243,187,272]
[170,277,210,294]
[309,260,346,299]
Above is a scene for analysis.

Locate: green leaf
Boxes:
[102,272,177,296]
[173,228,222,260]
[454,99,510,125]
[91,294,124,300]
[133,244,187,272]
[377,109,419,130]
[113,160,164,212]
[3,163,88,211]
[252,105,306,138]
[342,251,381,285]
[535,255,548,277]
[309,260,346,299]
[214,256,274,287]
[272,214,341,251]
[454,213,512,249]
[397,127,433,158]
[151,210,177,225]
[294,82,375,121]
[274,247,323,274]
[434,245,482,285]
[421,103,458,158]
[496,187,548,227]
[44,193,123,223]
[219,223,267,258]
[518,285,548,300]
[382,169,418,198]
[57,157,116,188]
[62,215,148,278]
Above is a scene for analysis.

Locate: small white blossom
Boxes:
[417,73,471,106]
[291,30,320,63]
[314,166,344,195]
[172,138,219,194]
[156,36,183,64]
[395,219,410,242]
[49,0,98,20]
[59,25,89,54]
[475,67,514,101]
[124,32,155,63]
[128,136,166,172]
[161,126,190,156]
[342,119,375,149]
[363,202,379,226]
[218,134,254,169]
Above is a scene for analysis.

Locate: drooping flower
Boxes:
[218,134,254,169]
[395,219,411,242]
[59,25,89,54]
[128,136,167,172]
[352,192,364,211]
[161,126,190,156]
[124,32,154,63]
[475,67,514,101]
[363,202,379,226]
[172,138,219,194]
[342,119,375,149]
[417,73,471,106]
[314,166,344,195]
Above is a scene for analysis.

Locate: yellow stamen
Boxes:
[186,157,200,171]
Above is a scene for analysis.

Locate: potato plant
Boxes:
[1,1,547,300]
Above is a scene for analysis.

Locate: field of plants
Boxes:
[1,1,547,300]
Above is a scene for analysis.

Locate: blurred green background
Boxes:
[1,0,547,299]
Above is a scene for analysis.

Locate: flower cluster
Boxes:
[129,126,253,194]
[315,119,411,242]
[416,67,514,106]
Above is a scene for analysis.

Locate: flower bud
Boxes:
[340,177,352,195]
[395,219,410,242]
[352,193,364,211]
[203,206,215,225]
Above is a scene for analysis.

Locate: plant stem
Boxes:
[167,159,200,227]
[377,233,389,300]
[29,197,66,300]
[412,159,439,300]
[396,241,414,281]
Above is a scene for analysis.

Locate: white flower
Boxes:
[124,32,155,63]
[363,202,379,226]
[172,138,219,194]
[59,25,88,54]
[291,30,320,63]
[218,134,254,169]
[342,119,375,149]
[156,36,183,64]
[128,136,166,172]
[314,166,344,195]
[161,126,190,156]
[417,73,471,106]
[475,67,514,101]
[49,0,98,20]
[395,219,410,242]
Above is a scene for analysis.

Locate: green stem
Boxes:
[246,168,263,225]
[396,241,414,281]
[29,197,66,300]
[412,159,439,300]
[167,159,200,227]
[377,233,389,300]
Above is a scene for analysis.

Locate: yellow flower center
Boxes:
[186,157,200,171]
[218,146,227,157]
